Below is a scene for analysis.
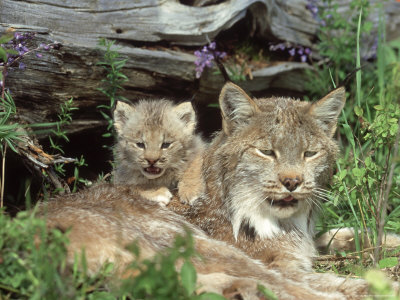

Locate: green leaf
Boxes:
[180,261,197,295]
[5,49,18,55]
[338,169,347,180]
[198,293,227,300]
[88,292,116,300]
[0,47,7,63]
[354,106,363,117]
[257,284,278,300]
[374,105,384,111]
[352,168,365,178]
[378,257,398,269]
[0,33,13,44]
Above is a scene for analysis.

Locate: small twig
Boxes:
[316,255,360,261]
[47,168,70,194]
[213,53,231,83]
[0,143,7,209]
[374,118,400,264]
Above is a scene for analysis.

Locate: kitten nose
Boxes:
[146,158,159,165]
[280,176,302,192]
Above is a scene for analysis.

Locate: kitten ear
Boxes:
[308,87,346,136]
[113,101,136,134]
[219,82,260,134]
[173,102,196,132]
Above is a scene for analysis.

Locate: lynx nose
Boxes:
[280,176,302,192]
[146,158,159,165]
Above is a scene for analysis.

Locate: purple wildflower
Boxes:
[18,62,26,70]
[194,42,226,79]
[14,32,23,40]
[39,43,50,51]
[269,43,287,51]
[269,42,311,63]
[208,42,216,50]
[36,53,43,58]
[306,0,326,26]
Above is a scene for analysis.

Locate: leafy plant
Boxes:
[0,212,227,299]
[46,98,90,193]
[0,210,115,299]
[119,230,224,300]
[365,270,399,300]
[314,5,400,265]
[304,0,377,123]
[96,38,128,141]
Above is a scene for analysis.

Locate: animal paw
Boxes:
[178,179,204,205]
[139,187,173,206]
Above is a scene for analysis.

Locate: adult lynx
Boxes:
[169,82,346,271]
[113,100,204,204]
[38,184,370,299]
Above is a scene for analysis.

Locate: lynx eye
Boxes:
[258,149,276,157]
[161,142,172,149]
[136,142,145,149]
[304,151,317,158]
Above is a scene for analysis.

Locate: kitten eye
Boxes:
[304,151,317,158]
[259,149,276,157]
[161,142,172,149]
[136,142,145,149]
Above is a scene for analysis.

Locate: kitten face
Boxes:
[121,125,185,179]
[113,100,198,184]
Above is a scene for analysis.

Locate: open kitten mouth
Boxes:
[144,166,162,175]
[271,195,299,207]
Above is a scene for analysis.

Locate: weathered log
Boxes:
[0,0,399,134]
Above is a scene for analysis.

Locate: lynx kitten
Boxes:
[169,82,346,272]
[113,99,204,205]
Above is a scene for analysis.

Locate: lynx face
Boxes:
[113,100,199,186]
[206,83,345,239]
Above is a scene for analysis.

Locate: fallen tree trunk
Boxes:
[0,0,399,133]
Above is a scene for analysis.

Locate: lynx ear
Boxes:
[113,101,136,134]
[173,102,196,132]
[219,82,260,134]
[309,87,346,136]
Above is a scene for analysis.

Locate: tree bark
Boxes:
[0,0,399,133]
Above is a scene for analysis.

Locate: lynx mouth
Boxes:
[144,166,162,175]
[271,196,298,207]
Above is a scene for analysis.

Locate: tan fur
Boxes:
[169,82,346,272]
[37,184,371,299]
[316,227,400,254]
[113,99,205,204]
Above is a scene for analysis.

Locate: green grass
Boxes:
[314,4,400,274]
